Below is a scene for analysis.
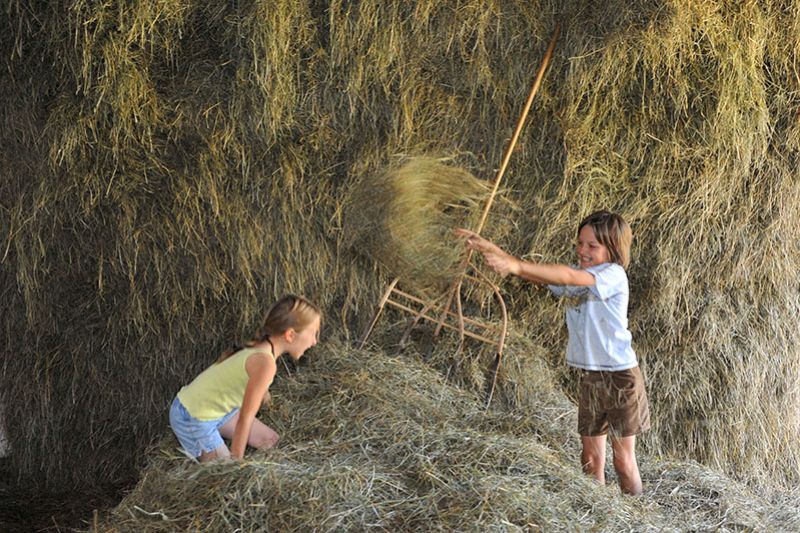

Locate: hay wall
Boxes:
[0,403,7,458]
[2,0,800,493]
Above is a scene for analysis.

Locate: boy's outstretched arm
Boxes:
[454,228,595,287]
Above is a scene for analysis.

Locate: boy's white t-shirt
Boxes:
[548,262,637,371]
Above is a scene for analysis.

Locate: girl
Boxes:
[169,295,322,462]
[456,211,649,495]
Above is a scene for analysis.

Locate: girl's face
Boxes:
[287,314,321,361]
[576,224,610,269]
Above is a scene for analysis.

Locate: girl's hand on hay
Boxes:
[454,228,520,277]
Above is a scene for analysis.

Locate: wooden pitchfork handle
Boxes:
[435,23,560,336]
[475,21,560,237]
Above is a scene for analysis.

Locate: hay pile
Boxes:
[92,334,800,532]
[1,0,800,516]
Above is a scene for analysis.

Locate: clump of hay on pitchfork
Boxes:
[344,156,493,294]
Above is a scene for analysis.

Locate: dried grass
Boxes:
[344,156,492,294]
[91,335,800,532]
[0,1,799,521]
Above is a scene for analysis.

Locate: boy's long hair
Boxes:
[217,294,322,363]
[577,211,632,269]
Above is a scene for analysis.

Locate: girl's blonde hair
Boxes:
[577,211,632,269]
[218,294,322,363]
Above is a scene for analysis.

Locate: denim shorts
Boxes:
[169,397,239,458]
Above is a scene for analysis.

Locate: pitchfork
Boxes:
[359,24,560,407]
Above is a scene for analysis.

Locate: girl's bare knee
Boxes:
[582,449,603,468]
[251,431,280,450]
[581,450,606,484]
[199,444,230,463]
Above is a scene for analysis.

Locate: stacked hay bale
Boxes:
[501,2,800,487]
[1,0,800,509]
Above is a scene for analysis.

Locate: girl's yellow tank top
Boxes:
[176,347,266,421]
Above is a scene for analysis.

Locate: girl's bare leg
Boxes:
[198,443,230,462]
[219,412,280,450]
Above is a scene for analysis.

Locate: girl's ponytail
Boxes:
[218,343,245,363]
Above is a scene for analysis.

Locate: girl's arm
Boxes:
[455,228,595,286]
[230,353,276,459]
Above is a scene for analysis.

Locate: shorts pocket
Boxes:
[611,368,640,407]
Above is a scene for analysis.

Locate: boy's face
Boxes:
[576,225,610,269]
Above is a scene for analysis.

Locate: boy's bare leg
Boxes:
[581,435,607,485]
[610,435,642,495]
